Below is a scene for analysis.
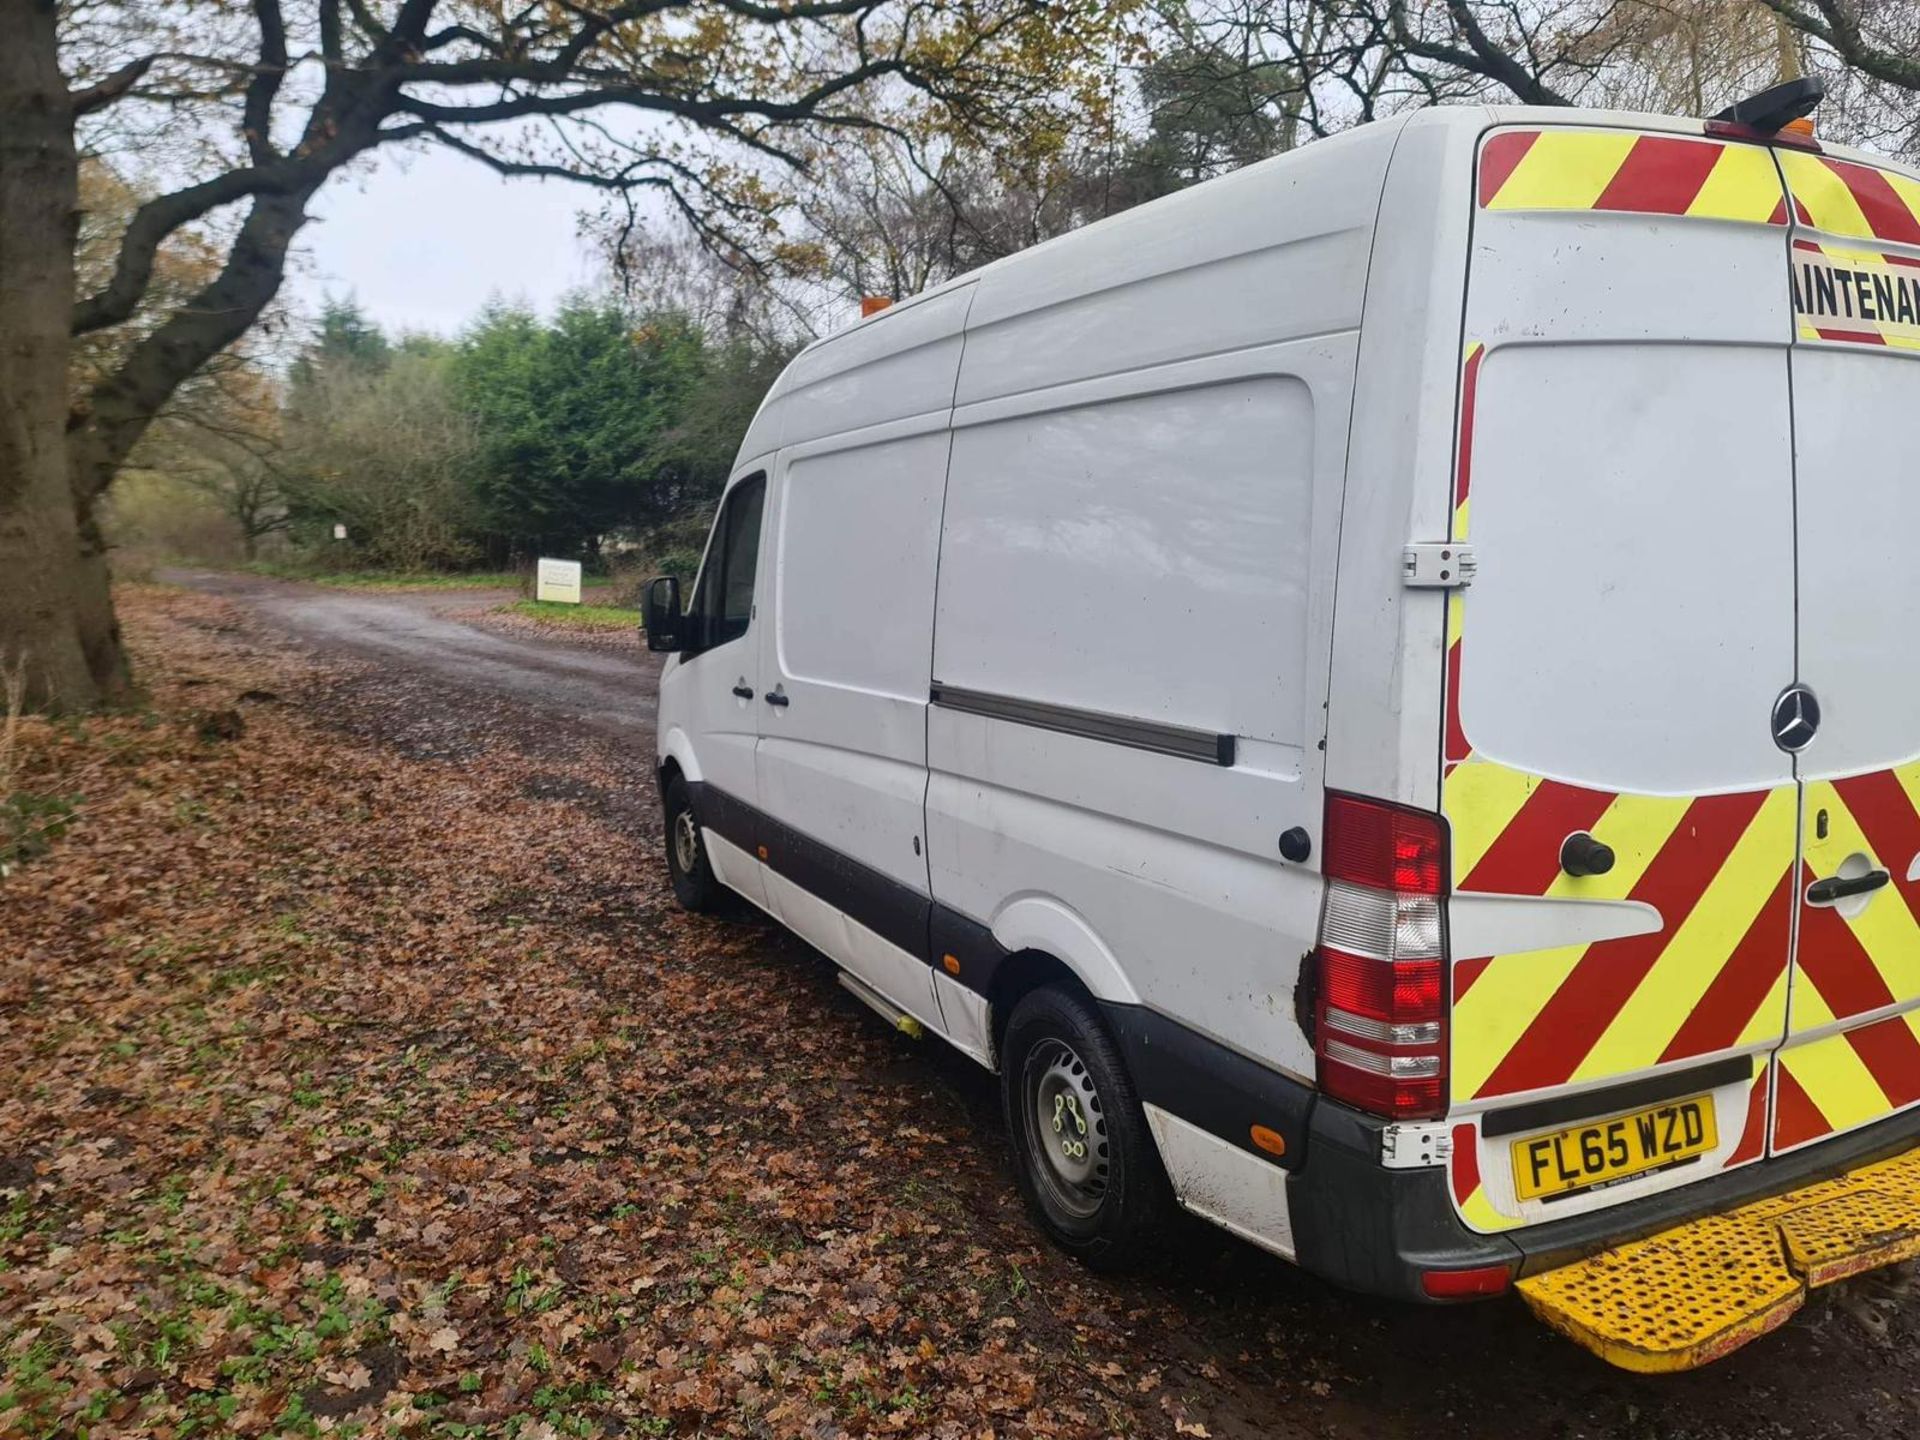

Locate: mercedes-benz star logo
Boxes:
[1771,683,1821,753]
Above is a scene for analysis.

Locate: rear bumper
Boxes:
[1289,1095,1920,1301]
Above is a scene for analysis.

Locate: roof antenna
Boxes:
[1712,76,1825,136]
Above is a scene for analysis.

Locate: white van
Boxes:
[643,88,1920,1349]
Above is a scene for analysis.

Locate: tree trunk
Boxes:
[71,493,131,696]
[0,0,99,710]
[63,183,323,691]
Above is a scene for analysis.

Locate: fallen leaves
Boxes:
[422,1327,460,1356]
[0,587,1229,1439]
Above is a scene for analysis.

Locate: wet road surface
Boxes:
[166,570,659,744]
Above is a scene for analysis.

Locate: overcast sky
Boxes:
[289,143,604,339]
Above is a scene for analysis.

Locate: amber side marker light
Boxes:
[1421,1264,1513,1300]
[1249,1125,1288,1159]
[941,954,962,976]
[860,295,894,317]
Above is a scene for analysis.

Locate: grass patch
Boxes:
[500,600,642,632]
[2,791,78,879]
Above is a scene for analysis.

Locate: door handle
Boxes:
[765,690,789,708]
[1806,870,1891,906]
[731,683,755,699]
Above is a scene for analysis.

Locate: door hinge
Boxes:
[1402,542,1477,589]
[1380,1121,1453,1170]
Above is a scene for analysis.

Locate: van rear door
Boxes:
[1443,126,1801,1233]
[1770,149,1920,1153]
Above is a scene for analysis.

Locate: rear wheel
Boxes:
[1001,984,1171,1269]
[663,773,725,913]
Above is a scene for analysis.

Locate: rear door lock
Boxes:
[1561,831,1616,877]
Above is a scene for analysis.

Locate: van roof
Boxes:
[733,102,1917,466]
[832,102,1917,338]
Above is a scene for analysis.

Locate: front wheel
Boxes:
[1001,985,1172,1269]
[663,773,726,913]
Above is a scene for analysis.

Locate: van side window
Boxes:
[688,473,766,653]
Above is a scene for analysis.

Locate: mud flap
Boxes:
[1518,1144,1920,1372]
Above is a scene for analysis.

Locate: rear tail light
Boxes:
[1314,793,1450,1120]
[1420,1263,1512,1300]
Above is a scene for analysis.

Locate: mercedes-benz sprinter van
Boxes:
[643,92,1920,1364]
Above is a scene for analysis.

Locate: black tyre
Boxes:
[663,773,726,913]
[1001,984,1172,1269]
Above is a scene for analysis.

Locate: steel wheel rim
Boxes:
[1021,1038,1109,1221]
[672,808,701,875]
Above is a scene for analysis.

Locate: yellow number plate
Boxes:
[1510,1095,1717,1202]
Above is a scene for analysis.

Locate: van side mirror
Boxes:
[642,576,684,653]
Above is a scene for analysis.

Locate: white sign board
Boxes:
[332,523,348,541]
[536,558,583,604]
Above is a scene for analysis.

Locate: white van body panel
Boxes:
[985,895,1140,1005]
[926,121,1407,1087]
[658,723,702,784]
[1323,109,1483,810]
[704,832,768,911]
[955,121,1394,406]
[739,283,973,456]
[668,458,778,911]
[1793,351,1920,783]
[758,420,949,898]
[657,104,1920,1292]
[761,869,949,1035]
[668,119,1415,1268]
[747,295,969,1024]
[1461,342,1796,795]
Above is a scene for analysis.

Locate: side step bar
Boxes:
[837,972,925,1040]
[1520,1143,1920,1372]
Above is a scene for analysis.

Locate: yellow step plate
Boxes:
[1517,1144,1920,1372]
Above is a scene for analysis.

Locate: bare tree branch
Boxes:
[72,160,321,336]
[243,0,289,163]
[69,55,156,116]
[1754,0,1920,91]
[1384,0,1575,104]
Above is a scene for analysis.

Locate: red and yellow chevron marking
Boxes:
[1778,769,1920,1143]
[1453,341,1485,520]
[1795,773,1920,1020]
[1479,129,1787,225]
[1446,770,1799,1104]
[1443,732,1920,1124]
[1444,160,1920,1213]
[1449,1121,1505,1232]
[1449,1065,1770,1234]
[1774,1010,1920,1153]
[1445,718,1920,1143]
[1791,237,1920,351]
[1779,149,1920,246]
[1443,342,1484,770]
